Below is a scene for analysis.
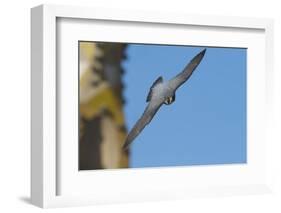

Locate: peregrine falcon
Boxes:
[123,49,207,150]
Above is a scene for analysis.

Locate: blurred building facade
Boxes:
[79,41,129,170]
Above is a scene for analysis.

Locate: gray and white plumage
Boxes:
[122,49,206,150]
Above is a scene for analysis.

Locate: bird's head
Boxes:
[164,94,175,105]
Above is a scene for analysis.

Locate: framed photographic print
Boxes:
[31,4,274,208]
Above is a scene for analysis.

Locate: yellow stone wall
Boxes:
[79,41,128,170]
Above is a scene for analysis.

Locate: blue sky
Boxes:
[122,44,247,168]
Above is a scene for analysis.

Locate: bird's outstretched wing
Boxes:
[123,101,163,150]
[168,49,206,91]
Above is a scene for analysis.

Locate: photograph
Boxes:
[29,3,276,209]
[78,41,247,170]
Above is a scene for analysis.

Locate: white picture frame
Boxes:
[31,4,274,208]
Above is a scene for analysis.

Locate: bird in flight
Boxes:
[122,49,207,150]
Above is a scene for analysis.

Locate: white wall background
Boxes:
[0,0,280,212]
